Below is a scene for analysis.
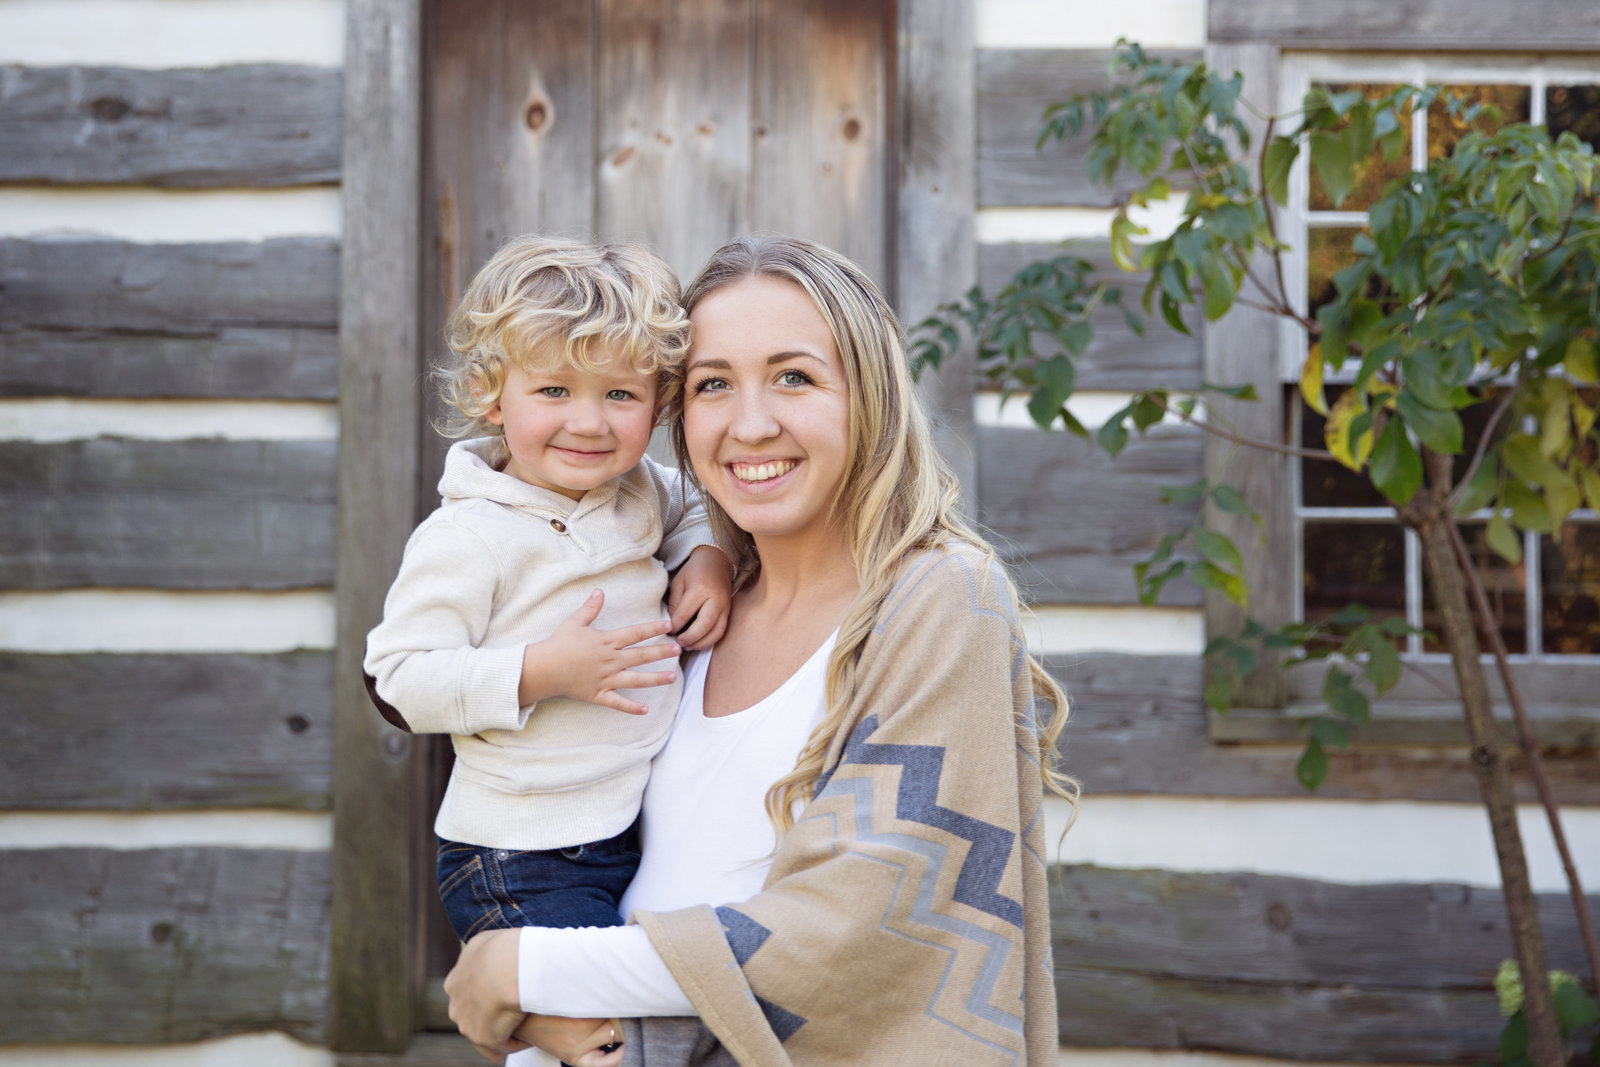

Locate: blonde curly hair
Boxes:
[434,235,691,442]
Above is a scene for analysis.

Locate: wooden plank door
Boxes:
[417,0,893,1003]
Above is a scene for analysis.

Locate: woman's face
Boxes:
[683,275,852,548]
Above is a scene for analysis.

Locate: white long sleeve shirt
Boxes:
[517,634,835,1017]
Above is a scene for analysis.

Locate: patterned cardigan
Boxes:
[629,543,1060,1066]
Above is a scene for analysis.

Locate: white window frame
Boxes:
[1278,52,1600,666]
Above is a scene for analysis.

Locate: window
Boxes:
[1210,54,1600,745]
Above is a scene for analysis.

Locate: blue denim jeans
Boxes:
[436,820,640,942]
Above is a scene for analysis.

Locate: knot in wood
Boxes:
[524,100,549,133]
[842,116,862,141]
[286,714,310,734]
[149,921,174,944]
[89,96,132,122]
[611,145,636,168]
[1265,902,1293,931]
[1472,744,1494,767]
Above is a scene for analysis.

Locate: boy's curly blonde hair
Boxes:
[434,235,691,441]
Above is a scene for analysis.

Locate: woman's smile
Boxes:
[729,459,799,484]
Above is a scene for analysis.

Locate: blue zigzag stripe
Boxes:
[715,905,808,1043]
[840,714,1024,930]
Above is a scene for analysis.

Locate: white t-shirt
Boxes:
[517,633,836,1019]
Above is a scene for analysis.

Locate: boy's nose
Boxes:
[565,400,608,435]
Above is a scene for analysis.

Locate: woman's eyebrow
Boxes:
[686,351,826,372]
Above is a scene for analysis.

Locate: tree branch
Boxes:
[1447,378,1521,510]
[1448,518,1600,990]
[1160,397,1338,461]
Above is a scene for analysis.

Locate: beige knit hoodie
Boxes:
[363,437,714,851]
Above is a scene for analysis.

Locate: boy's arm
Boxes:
[639,455,717,570]
[362,520,525,736]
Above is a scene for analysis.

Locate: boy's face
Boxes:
[486,355,658,500]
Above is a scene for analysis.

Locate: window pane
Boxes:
[1303,521,1406,625]
[1427,84,1532,162]
[1307,225,1363,323]
[1309,82,1413,211]
[1301,386,1389,508]
[1421,523,1527,653]
[1542,522,1600,654]
[1546,84,1600,152]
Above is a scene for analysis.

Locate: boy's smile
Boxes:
[486,358,658,500]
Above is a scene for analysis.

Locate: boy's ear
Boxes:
[484,399,505,427]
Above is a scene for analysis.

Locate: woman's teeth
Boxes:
[732,460,796,482]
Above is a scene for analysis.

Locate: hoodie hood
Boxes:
[437,437,582,511]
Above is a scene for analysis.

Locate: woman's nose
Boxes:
[729,393,780,442]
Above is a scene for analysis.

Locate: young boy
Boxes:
[364,236,731,951]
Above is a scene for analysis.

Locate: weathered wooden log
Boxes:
[0,438,337,589]
[0,652,333,809]
[0,64,341,187]
[0,847,330,1043]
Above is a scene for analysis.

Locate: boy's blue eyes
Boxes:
[535,386,639,400]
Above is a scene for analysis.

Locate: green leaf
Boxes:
[1210,484,1259,523]
[1136,559,1188,604]
[1192,560,1248,605]
[1396,392,1464,454]
[1565,335,1599,384]
[1159,478,1207,505]
[1201,262,1239,321]
[1579,465,1600,513]
[1263,137,1299,206]
[1364,635,1402,694]
[1098,412,1132,458]
[1027,387,1063,429]
[1060,320,1094,357]
[1371,417,1424,505]
[1454,449,1500,515]
[1505,480,1554,534]
[1195,528,1244,572]
[1487,512,1524,564]
[1296,737,1329,791]
[1552,979,1600,1033]
[1310,129,1355,208]
[1204,676,1233,713]
[1308,716,1349,750]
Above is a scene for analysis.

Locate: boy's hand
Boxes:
[668,545,733,650]
[519,590,678,715]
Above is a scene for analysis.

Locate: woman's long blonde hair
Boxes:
[667,233,1078,836]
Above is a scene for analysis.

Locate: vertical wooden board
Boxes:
[752,0,891,286]
[421,0,597,510]
[899,0,979,501]
[0,848,330,1044]
[595,0,752,283]
[333,0,423,1050]
[1200,43,1291,709]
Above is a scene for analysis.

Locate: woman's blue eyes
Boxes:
[689,370,812,394]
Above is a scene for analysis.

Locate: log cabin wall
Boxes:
[2,1,1598,1065]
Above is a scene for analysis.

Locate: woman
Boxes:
[444,234,1077,1066]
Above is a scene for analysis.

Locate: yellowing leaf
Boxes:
[1565,335,1599,384]
[1487,512,1523,564]
[1578,465,1600,513]
[1301,346,1329,415]
[1324,387,1372,471]
[1547,477,1582,527]
[1574,396,1597,442]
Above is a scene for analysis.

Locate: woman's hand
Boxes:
[443,928,530,1059]
[513,1014,626,1067]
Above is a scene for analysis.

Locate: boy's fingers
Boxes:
[609,618,674,648]
[564,590,605,628]
[594,691,650,715]
[675,609,711,649]
[611,669,676,697]
[620,641,678,668]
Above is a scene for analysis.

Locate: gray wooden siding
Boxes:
[1054,653,1600,804]
[0,438,336,589]
[0,652,332,809]
[0,847,330,1044]
[0,52,345,1051]
[1054,866,1599,1062]
[0,65,342,187]
[0,237,339,399]
[978,49,1199,208]
[1208,0,1600,50]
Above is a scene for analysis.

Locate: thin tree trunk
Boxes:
[1450,519,1600,991]
[1408,451,1562,1066]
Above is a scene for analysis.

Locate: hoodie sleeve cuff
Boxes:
[456,644,530,734]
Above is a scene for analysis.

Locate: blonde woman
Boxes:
[445,234,1077,1067]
